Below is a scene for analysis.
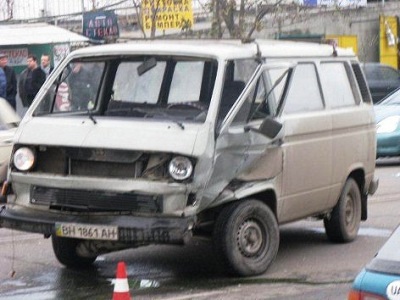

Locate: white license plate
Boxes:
[55,223,119,241]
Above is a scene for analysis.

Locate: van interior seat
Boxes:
[219,80,246,120]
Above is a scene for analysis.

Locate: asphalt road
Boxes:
[0,161,399,299]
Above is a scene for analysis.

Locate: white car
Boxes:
[0,97,19,183]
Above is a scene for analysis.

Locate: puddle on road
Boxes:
[109,278,160,290]
[311,227,392,237]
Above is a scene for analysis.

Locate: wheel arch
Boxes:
[248,189,278,219]
[216,188,278,222]
[195,188,278,235]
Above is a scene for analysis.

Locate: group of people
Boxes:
[0,53,53,111]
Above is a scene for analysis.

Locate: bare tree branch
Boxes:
[246,0,286,40]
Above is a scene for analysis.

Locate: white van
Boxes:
[0,39,378,276]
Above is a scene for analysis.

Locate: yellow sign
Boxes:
[141,0,194,31]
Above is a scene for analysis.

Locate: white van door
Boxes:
[277,62,333,222]
[200,64,294,208]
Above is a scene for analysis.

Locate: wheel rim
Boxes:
[237,220,265,257]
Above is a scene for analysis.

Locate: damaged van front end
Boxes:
[0,41,282,269]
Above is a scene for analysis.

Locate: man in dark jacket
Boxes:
[18,54,46,107]
[0,53,17,110]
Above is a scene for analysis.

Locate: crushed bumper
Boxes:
[0,206,194,245]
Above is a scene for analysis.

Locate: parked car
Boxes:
[374,88,400,158]
[363,62,400,103]
[0,97,19,183]
[349,224,400,300]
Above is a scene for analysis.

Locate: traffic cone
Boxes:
[112,261,131,300]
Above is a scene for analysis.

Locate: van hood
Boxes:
[16,116,203,156]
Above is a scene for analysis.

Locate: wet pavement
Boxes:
[0,164,399,299]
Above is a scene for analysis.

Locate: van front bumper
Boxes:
[0,206,195,245]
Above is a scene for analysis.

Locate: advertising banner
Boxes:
[141,0,194,31]
[0,48,28,66]
[53,44,70,67]
[83,10,120,41]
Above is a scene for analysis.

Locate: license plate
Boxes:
[55,223,119,241]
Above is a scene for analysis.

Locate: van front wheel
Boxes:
[213,199,279,276]
[52,235,97,268]
[324,178,361,243]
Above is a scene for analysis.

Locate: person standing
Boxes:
[18,54,46,107]
[40,54,54,78]
[0,67,6,99]
[0,53,17,110]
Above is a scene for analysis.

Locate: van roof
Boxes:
[71,39,355,60]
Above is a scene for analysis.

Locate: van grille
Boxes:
[31,186,163,213]
[30,146,157,179]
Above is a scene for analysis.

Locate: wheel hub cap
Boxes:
[237,220,263,257]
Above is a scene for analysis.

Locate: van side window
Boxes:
[247,76,272,121]
[233,67,291,125]
[283,63,323,114]
[217,59,258,123]
[352,63,372,103]
[320,62,356,108]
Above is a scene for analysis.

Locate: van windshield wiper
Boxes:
[107,107,185,130]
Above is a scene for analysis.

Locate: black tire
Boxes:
[324,178,361,243]
[213,199,279,276]
[52,235,97,268]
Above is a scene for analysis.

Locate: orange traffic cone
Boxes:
[112,261,131,300]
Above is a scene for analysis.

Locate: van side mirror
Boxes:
[244,117,283,139]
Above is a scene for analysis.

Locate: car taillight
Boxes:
[348,289,386,300]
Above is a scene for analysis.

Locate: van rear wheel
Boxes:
[324,178,361,243]
[52,235,97,268]
[213,199,279,276]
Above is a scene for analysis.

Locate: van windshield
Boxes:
[34,56,218,123]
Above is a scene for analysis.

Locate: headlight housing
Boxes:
[13,147,36,171]
[168,156,193,181]
[377,116,400,134]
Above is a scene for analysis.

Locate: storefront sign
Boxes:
[83,10,120,41]
[0,48,28,66]
[142,0,194,31]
